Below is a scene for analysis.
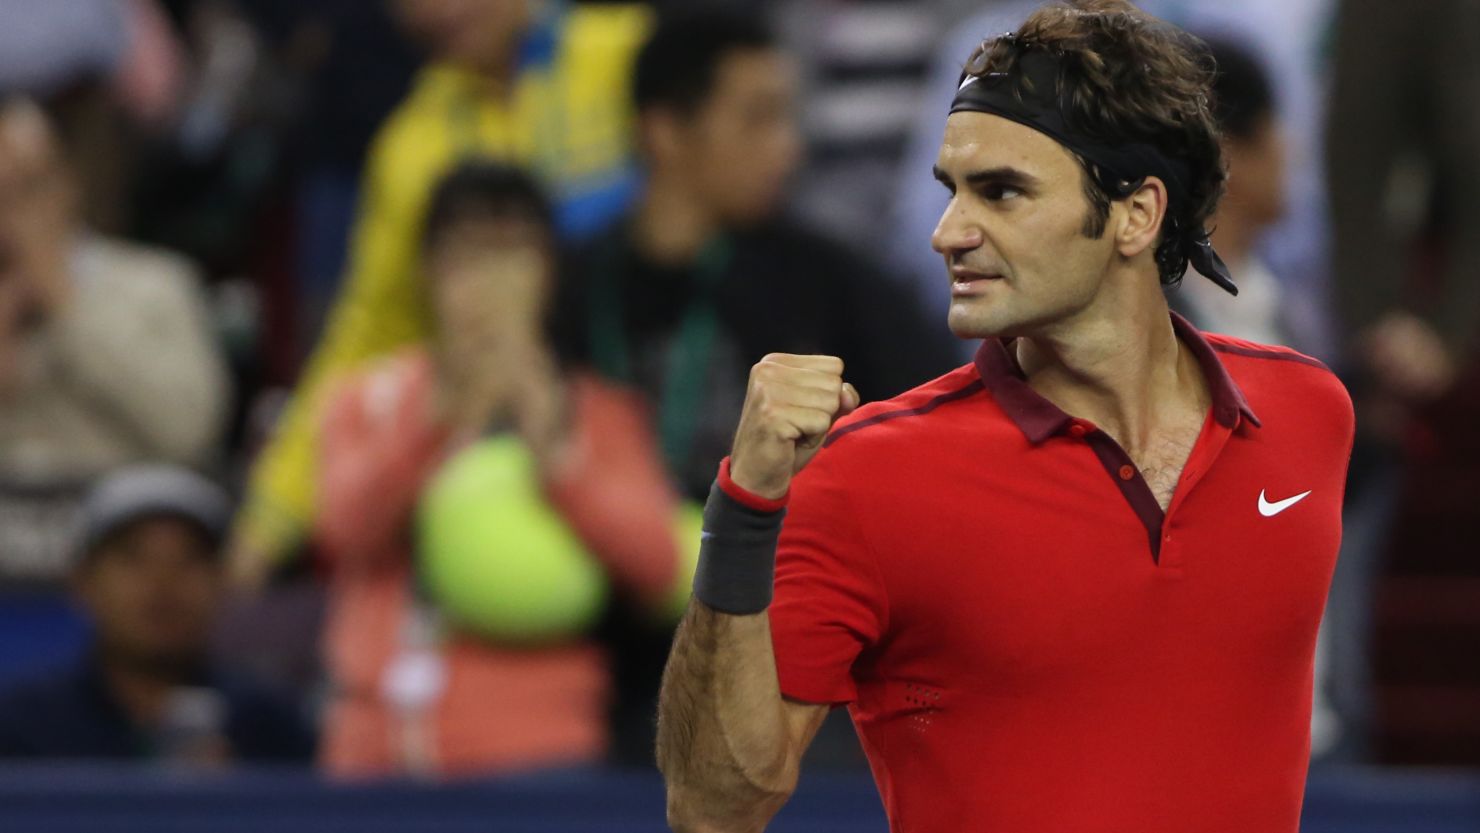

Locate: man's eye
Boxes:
[982,184,1022,201]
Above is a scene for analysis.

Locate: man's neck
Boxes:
[632,174,717,267]
[1015,271,1207,454]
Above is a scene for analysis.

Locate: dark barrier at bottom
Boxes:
[0,766,1476,832]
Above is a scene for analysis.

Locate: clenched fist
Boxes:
[729,354,861,499]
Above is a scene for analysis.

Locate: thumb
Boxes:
[838,383,861,417]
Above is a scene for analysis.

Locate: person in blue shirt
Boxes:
[0,466,313,764]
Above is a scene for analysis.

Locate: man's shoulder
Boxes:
[821,363,984,454]
[1204,333,1333,373]
[1205,333,1343,385]
[1204,334,1353,422]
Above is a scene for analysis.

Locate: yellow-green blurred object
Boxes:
[660,501,705,622]
[417,436,608,644]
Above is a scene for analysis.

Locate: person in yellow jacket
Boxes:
[229,0,652,584]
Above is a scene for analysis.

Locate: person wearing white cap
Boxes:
[0,464,313,764]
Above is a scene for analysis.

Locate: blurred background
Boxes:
[0,0,1476,830]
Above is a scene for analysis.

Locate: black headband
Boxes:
[949,43,1236,295]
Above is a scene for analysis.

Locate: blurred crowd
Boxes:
[0,0,1475,777]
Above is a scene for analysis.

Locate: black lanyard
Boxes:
[588,235,733,472]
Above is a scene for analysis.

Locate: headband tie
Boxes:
[950,43,1236,295]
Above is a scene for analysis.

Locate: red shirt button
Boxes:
[1068,423,1088,438]
[1118,464,1135,480]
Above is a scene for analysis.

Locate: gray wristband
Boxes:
[692,480,785,615]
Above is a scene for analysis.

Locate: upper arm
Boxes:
[768,453,888,707]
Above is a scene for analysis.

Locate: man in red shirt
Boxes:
[655,2,1355,832]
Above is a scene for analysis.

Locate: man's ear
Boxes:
[1115,176,1168,259]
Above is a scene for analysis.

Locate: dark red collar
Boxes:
[973,311,1261,445]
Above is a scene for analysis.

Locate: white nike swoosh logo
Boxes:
[1258,489,1312,517]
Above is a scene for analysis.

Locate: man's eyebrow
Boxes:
[933,165,1039,189]
[963,166,1039,188]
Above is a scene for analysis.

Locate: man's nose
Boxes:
[931,201,984,256]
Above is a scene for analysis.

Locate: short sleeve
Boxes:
[768,454,888,705]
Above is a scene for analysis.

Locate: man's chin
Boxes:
[947,309,1013,341]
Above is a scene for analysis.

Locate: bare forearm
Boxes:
[658,354,853,830]
[657,603,799,833]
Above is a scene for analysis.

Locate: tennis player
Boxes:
[656,1,1355,831]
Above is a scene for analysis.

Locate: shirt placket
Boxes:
[1064,411,1235,568]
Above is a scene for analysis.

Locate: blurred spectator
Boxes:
[229,0,652,582]
[112,0,188,129]
[0,1,129,102]
[0,0,187,240]
[559,8,957,501]
[0,99,226,585]
[0,465,314,763]
[0,101,44,390]
[773,1,940,254]
[1324,0,1480,764]
[1171,36,1292,346]
[1330,0,1480,368]
[0,99,228,585]
[314,161,686,778]
[0,0,182,127]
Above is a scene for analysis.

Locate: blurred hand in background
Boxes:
[0,99,75,325]
[426,207,560,447]
[0,99,66,388]
[1357,312,1456,443]
[1361,312,1455,403]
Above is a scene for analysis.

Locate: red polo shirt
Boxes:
[745,314,1354,832]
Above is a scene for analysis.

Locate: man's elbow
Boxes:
[663,768,799,833]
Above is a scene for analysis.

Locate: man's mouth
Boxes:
[950,266,1004,295]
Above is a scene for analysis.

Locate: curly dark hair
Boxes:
[961,0,1226,287]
